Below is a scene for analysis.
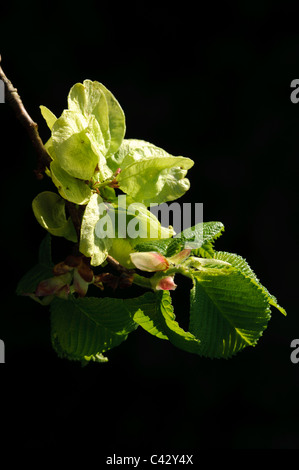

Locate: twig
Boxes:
[106,254,133,274]
[0,55,51,178]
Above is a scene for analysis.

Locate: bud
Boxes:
[130,252,169,272]
[73,269,89,297]
[35,273,72,297]
[53,261,73,276]
[168,249,191,265]
[153,276,177,291]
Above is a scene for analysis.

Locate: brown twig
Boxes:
[106,254,133,274]
[0,55,51,178]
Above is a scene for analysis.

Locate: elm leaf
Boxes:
[214,251,287,316]
[133,291,201,354]
[189,269,271,358]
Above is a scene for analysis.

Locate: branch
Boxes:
[0,55,51,178]
[106,254,133,274]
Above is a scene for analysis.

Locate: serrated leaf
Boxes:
[50,294,151,361]
[133,237,181,257]
[134,221,224,256]
[189,269,271,359]
[133,291,201,354]
[179,220,225,249]
[32,191,77,242]
[194,241,215,258]
[115,140,194,205]
[214,251,287,316]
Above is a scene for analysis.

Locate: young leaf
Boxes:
[179,220,225,248]
[32,191,77,242]
[132,291,201,354]
[189,269,272,359]
[133,221,225,257]
[213,251,287,316]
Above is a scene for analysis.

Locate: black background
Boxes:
[0,0,298,455]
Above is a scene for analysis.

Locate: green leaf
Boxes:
[50,294,149,361]
[194,241,215,258]
[115,140,194,205]
[134,221,225,257]
[50,160,92,205]
[214,251,287,316]
[133,291,201,354]
[32,191,77,242]
[179,220,225,249]
[16,234,54,297]
[189,269,272,358]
